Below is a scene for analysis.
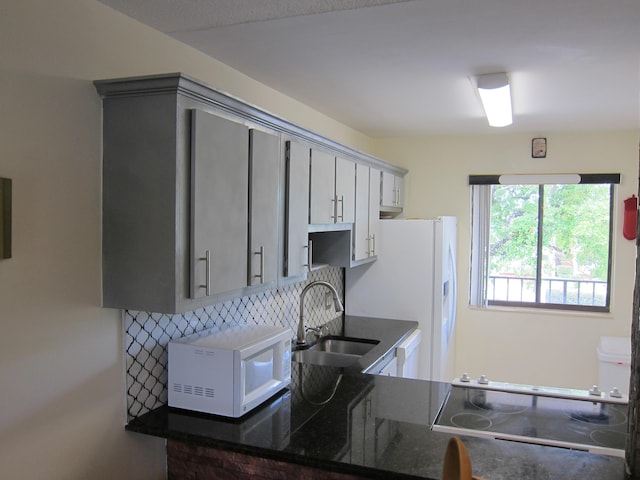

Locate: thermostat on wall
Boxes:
[532,137,547,158]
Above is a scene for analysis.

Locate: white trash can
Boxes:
[597,336,631,395]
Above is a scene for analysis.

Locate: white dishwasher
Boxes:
[396,329,422,379]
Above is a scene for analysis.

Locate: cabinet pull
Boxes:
[254,246,264,283]
[337,195,344,221]
[331,196,337,221]
[303,241,313,272]
[199,249,211,296]
[371,234,376,256]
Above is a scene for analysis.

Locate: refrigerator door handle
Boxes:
[447,243,457,341]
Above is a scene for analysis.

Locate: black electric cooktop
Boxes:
[433,385,628,457]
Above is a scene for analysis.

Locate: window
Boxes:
[469,174,619,312]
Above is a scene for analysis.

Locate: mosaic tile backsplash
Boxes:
[124,266,344,420]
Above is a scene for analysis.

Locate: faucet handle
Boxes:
[306,325,327,341]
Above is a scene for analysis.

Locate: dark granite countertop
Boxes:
[126,316,626,479]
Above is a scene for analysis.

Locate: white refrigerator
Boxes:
[345,217,457,382]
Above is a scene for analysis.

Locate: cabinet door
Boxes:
[368,167,381,256]
[309,148,335,224]
[353,164,370,262]
[191,109,249,298]
[394,174,404,208]
[354,165,380,262]
[284,140,310,278]
[249,129,280,287]
[335,156,355,224]
[380,171,397,208]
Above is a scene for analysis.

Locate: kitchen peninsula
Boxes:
[126,317,625,480]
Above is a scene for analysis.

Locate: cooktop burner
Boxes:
[450,413,493,430]
[433,385,628,457]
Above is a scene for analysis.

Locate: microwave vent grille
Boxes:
[172,383,215,398]
[193,349,215,357]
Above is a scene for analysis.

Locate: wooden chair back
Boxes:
[442,436,483,480]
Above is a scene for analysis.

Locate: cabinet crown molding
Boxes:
[94,72,407,176]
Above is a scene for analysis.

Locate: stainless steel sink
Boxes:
[309,336,379,356]
[292,349,362,368]
[292,336,379,367]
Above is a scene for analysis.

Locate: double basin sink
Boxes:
[292,336,379,368]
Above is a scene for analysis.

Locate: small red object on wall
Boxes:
[623,194,637,240]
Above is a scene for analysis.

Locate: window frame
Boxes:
[469,173,620,313]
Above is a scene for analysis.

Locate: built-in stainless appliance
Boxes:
[168,325,291,417]
[433,376,628,457]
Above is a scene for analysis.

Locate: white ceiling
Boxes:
[98,0,640,136]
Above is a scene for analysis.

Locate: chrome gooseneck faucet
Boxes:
[296,280,344,346]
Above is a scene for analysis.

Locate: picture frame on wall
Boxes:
[0,177,11,259]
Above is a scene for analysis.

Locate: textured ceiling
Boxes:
[98,0,640,136]
[99,0,411,30]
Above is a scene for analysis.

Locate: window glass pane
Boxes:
[488,185,539,302]
[540,184,610,307]
[472,177,613,312]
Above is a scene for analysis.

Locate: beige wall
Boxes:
[0,1,373,479]
[372,131,639,388]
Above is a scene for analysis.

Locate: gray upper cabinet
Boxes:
[309,148,335,224]
[191,109,249,299]
[380,171,404,212]
[249,129,281,288]
[284,139,311,279]
[310,149,356,226]
[368,168,381,255]
[336,156,356,224]
[98,87,191,313]
[95,75,282,313]
[353,164,380,263]
[311,164,379,269]
[95,73,405,313]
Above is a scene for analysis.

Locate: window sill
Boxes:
[467,303,614,320]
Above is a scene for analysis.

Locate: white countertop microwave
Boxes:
[168,324,292,417]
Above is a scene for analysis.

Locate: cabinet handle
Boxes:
[366,235,371,256]
[199,249,211,296]
[303,240,312,272]
[331,196,337,221]
[254,246,264,283]
[338,195,344,221]
[371,234,376,256]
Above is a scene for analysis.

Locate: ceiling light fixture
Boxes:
[474,72,513,127]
